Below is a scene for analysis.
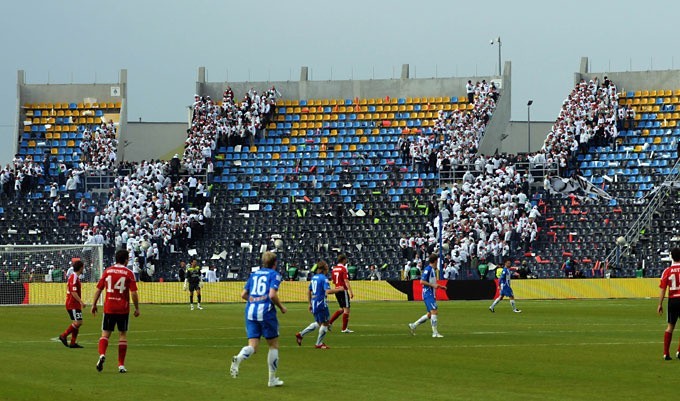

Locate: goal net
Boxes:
[0,244,104,306]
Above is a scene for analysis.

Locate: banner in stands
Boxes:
[18,279,659,305]
[548,176,612,201]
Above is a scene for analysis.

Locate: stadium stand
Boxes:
[533,81,680,278]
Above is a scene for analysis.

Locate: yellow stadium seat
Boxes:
[334,144,342,151]
[114,102,121,108]
[51,148,58,155]
[23,126,30,132]
[65,110,72,117]
[272,153,279,160]
[649,90,657,97]
[360,136,367,143]
[321,99,329,106]
[319,152,326,159]
[653,137,662,144]
[67,140,75,147]
[57,110,64,117]
[359,99,367,105]
[368,98,375,105]
[406,97,413,104]
[91,103,99,108]
[349,144,357,151]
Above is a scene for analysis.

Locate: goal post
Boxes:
[0,244,104,306]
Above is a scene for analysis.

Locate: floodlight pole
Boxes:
[490,37,502,76]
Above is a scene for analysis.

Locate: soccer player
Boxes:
[408,253,447,338]
[91,249,140,373]
[328,254,354,333]
[230,251,287,387]
[658,247,680,360]
[295,260,345,349]
[489,259,522,313]
[186,259,203,310]
[59,260,85,348]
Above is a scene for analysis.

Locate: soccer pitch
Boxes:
[0,299,672,401]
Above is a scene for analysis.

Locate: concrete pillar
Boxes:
[580,57,589,74]
[401,64,409,79]
[197,67,206,96]
[300,67,309,82]
[119,69,127,97]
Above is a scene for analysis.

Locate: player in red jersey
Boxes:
[328,254,354,333]
[658,247,680,360]
[91,249,140,373]
[58,260,85,348]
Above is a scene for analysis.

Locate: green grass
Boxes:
[0,299,673,401]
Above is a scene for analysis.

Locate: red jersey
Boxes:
[331,264,349,290]
[96,264,138,314]
[660,264,680,299]
[65,272,82,310]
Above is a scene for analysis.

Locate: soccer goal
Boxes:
[0,244,104,306]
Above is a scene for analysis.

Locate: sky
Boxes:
[1,0,679,165]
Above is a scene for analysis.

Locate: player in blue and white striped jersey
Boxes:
[489,259,522,313]
[295,260,345,349]
[230,252,288,387]
[408,253,447,338]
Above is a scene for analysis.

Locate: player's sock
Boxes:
[316,325,328,346]
[236,345,254,363]
[198,294,201,304]
[61,324,75,339]
[430,314,439,334]
[342,313,349,331]
[267,349,279,378]
[329,310,343,325]
[70,327,79,346]
[190,294,194,304]
[300,322,319,337]
[510,300,517,310]
[118,340,127,366]
[490,298,500,309]
[664,331,672,356]
[414,314,429,327]
[98,337,109,356]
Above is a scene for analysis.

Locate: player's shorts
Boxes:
[246,317,279,340]
[67,309,83,321]
[667,298,680,325]
[423,295,438,312]
[189,281,201,292]
[312,305,330,324]
[500,284,514,298]
[335,290,351,309]
[102,313,130,332]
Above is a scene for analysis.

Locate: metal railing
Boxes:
[604,158,680,267]
[437,161,559,187]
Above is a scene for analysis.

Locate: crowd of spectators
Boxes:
[3,87,277,279]
[532,76,619,176]
[396,77,620,280]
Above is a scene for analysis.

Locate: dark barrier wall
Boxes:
[389,280,497,301]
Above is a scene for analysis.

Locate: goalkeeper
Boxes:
[185,259,203,310]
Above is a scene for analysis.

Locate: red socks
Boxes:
[70,326,79,346]
[118,341,127,366]
[98,337,109,356]
[329,310,343,325]
[342,313,349,331]
[664,331,672,356]
[61,324,75,339]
